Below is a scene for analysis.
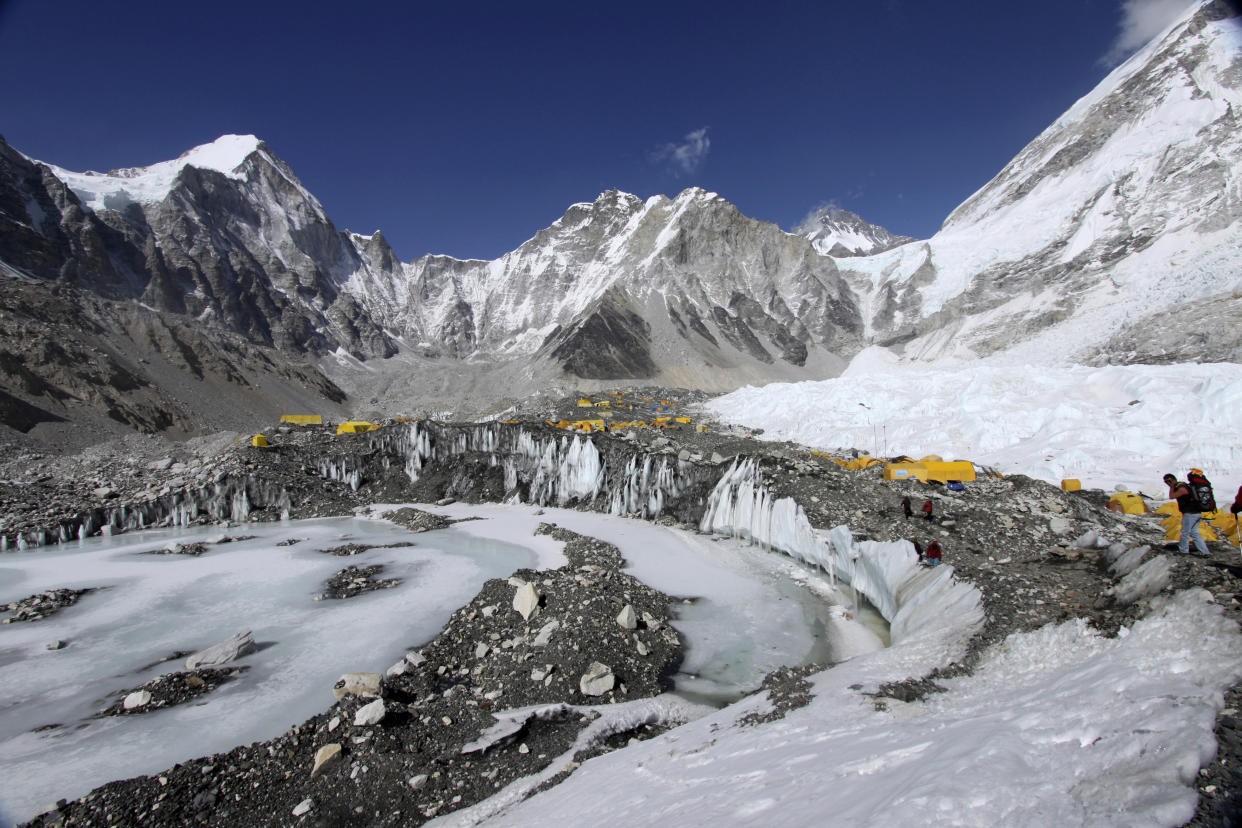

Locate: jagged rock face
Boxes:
[794,206,916,257]
[841,0,1242,363]
[2,134,397,361]
[0,139,147,296]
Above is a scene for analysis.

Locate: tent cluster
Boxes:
[809,450,977,483]
[547,416,693,433]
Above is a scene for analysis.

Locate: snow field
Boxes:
[705,356,1242,501]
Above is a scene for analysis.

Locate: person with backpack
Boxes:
[926,540,942,567]
[922,499,934,523]
[901,496,913,519]
[1163,471,1211,557]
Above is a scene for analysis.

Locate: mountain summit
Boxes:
[794,206,915,257]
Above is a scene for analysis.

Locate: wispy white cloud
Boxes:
[795,200,842,230]
[652,127,710,175]
[1103,0,1196,66]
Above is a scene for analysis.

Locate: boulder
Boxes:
[532,620,559,647]
[123,690,153,710]
[332,672,383,700]
[354,698,386,727]
[579,662,615,697]
[616,604,637,630]
[292,798,313,817]
[1071,530,1099,549]
[513,581,541,621]
[185,630,255,670]
[311,744,341,777]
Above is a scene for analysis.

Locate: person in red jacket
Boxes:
[926,540,942,567]
[922,499,934,523]
[1232,485,1242,516]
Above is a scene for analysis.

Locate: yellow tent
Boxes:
[577,399,593,408]
[832,456,884,471]
[280,414,323,426]
[251,434,269,447]
[1107,492,1147,515]
[1061,479,1082,492]
[920,454,944,463]
[884,460,976,483]
[337,421,379,435]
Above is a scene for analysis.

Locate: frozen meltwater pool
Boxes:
[0,503,884,825]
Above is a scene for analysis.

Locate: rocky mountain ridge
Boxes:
[1,2,1238,447]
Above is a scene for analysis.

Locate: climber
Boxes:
[901,495,913,519]
[1163,472,1210,557]
[926,540,942,567]
[922,499,934,523]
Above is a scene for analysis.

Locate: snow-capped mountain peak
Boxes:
[795,205,915,257]
[40,134,264,213]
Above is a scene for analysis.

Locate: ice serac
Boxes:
[841,0,1242,365]
[699,458,982,652]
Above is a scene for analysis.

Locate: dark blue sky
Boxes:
[0,0,1190,261]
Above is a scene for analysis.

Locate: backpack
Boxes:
[1187,470,1217,512]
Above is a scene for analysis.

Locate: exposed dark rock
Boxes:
[101,668,247,716]
[1,588,94,623]
[318,565,402,599]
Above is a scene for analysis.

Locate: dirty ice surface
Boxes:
[0,505,865,825]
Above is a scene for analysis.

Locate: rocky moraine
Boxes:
[2,388,1240,827]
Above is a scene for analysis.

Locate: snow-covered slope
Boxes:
[839,0,1242,365]
[706,350,1242,501]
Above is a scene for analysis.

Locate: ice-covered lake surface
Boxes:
[0,503,872,825]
